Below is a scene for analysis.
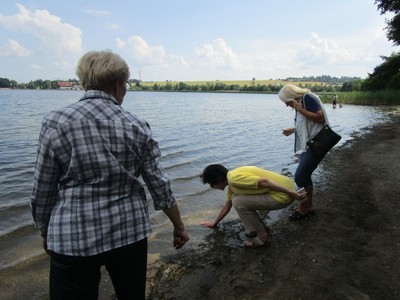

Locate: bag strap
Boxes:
[302,95,312,141]
[302,93,329,141]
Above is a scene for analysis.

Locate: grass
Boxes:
[319,91,400,105]
[135,80,399,105]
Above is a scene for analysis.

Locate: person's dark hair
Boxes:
[201,164,228,185]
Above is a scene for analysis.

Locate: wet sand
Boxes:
[1,109,400,299]
[147,108,400,299]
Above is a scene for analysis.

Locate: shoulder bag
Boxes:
[306,124,342,157]
[303,95,342,158]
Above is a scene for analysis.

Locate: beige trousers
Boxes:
[232,194,291,235]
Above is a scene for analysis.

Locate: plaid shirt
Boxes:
[31,90,176,256]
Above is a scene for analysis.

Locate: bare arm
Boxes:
[201,200,233,228]
[282,127,295,136]
[292,100,325,123]
[258,177,306,200]
[163,204,189,249]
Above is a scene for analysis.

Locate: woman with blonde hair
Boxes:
[278,84,331,220]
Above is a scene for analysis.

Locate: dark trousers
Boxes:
[295,148,323,189]
[49,238,148,300]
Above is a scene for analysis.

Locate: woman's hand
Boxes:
[292,99,303,111]
[200,221,216,228]
[292,190,307,200]
[282,128,295,136]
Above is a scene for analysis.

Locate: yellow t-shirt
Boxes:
[226,166,295,204]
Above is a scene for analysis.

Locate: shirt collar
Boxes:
[79,90,119,105]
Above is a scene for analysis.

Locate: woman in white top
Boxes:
[279,84,330,220]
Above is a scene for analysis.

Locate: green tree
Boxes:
[0,77,11,88]
[177,82,186,90]
[375,0,400,45]
[213,82,226,90]
[341,80,363,92]
[165,82,173,91]
[362,52,400,90]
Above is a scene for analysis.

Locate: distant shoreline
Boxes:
[2,88,399,105]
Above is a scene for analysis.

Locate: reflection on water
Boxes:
[0,90,390,238]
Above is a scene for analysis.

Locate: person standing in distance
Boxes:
[31,50,189,299]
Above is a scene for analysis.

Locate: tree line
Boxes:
[142,80,344,93]
[0,76,360,92]
[0,78,79,90]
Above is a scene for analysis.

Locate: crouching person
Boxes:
[200,164,306,248]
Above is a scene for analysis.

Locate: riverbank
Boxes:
[1,109,399,299]
[146,109,400,299]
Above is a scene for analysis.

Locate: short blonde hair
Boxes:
[278,84,310,103]
[76,50,130,91]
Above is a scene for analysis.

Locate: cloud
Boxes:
[194,38,242,69]
[30,64,42,69]
[0,39,31,56]
[168,53,189,69]
[116,35,167,66]
[0,3,82,55]
[297,32,356,66]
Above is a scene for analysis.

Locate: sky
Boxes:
[1,0,399,83]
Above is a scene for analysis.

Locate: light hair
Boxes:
[278,84,310,103]
[76,50,130,91]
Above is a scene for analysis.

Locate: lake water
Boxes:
[0,89,391,243]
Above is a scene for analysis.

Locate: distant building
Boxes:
[57,81,73,90]
[57,81,82,90]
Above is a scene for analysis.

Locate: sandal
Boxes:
[288,210,309,221]
[244,236,269,248]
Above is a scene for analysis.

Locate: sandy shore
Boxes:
[1,108,400,299]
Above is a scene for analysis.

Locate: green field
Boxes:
[137,80,399,105]
[140,79,332,88]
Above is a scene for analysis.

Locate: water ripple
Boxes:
[0,90,391,239]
